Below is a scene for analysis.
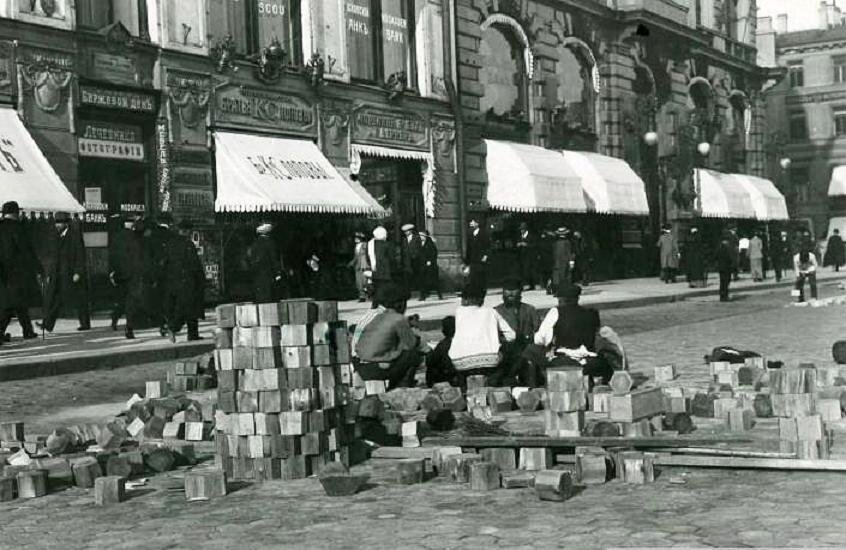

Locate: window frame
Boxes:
[345,0,418,88]
[834,56,846,84]
[788,61,804,88]
[248,0,303,65]
[789,111,808,142]
[76,0,149,38]
[835,110,846,136]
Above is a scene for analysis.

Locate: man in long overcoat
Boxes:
[108,213,133,331]
[465,217,490,292]
[682,227,705,287]
[162,220,205,342]
[825,229,845,271]
[41,212,90,332]
[551,227,572,295]
[347,231,370,302]
[0,201,42,340]
[516,222,538,290]
[247,222,284,303]
[400,223,422,294]
[123,215,161,339]
[418,230,442,301]
[657,225,679,283]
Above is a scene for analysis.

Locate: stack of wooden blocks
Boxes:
[213,299,356,482]
[166,357,216,393]
[604,372,665,436]
[772,365,833,459]
[544,368,587,437]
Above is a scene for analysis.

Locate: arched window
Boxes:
[553,42,597,132]
[479,23,528,119]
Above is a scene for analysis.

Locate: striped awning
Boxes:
[0,107,84,215]
[829,166,846,196]
[560,151,650,216]
[694,169,756,219]
[214,131,385,215]
[734,174,790,221]
[485,140,587,213]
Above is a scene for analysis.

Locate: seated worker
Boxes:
[425,316,456,387]
[354,282,421,389]
[494,277,540,385]
[447,280,516,388]
[525,284,613,387]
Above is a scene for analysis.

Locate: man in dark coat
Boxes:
[770,230,789,282]
[400,223,422,294]
[40,212,90,332]
[825,229,845,271]
[716,232,737,302]
[418,230,442,301]
[107,213,133,331]
[682,227,706,288]
[163,220,205,342]
[123,215,160,340]
[516,222,538,290]
[247,222,283,303]
[494,277,540,385]
[551,227,573,295]
[0,201,42,341]
[571,231,593,286]
[465,217,490,292]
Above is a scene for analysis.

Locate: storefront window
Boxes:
[78,0,146,36]
[208,0,301,60]
[381,0,413,85]
[479,24,525,117]
[346,0,377,81]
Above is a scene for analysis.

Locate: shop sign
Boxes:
[351,105,429,150]
[18,46,74,71]
[78,121,145,160]
[173,188,214,223]
[157,118,171,212]
[79,84,157,113]
[91,52,137,83]
[173,166,213,188]
[215,85,315,134]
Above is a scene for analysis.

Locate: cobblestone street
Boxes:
[1,284,846,548]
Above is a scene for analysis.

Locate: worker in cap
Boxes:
[367,226,393,307]
[0,201,42,342]
[161,219,205,342]
[39,212,91,333]
[348,230,370,302]
[400,223,421,297]
[248,221,284,303]
[493,276,540,385]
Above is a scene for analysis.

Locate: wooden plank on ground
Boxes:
[421,435,753,449]
[653,455,846,472]
[370,447,436,460]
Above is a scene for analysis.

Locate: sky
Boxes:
[758,0,844,32]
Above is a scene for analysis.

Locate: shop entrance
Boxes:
[358,157,424,235]
[79,157,149,214]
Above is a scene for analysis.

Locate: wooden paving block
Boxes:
[770,367,816,395]
[259,391,288,413]
[653,365,677,384]
[168,442,197,466]
[281,455,308,480]
[185,422,206,442]
[281,324,310,347]
[469,461,500,490]
[246,435,269,459]
[487,390,513,414]
[97,422,128,450]
[214,328,233,350]
[444,453,483,483]
[481,448,516,472]
[252,326,281,349]
[0,423,24,443]
[502,471,535,489]
[33,457,73,490]
[236,391,260,413]
[709,361,732,378]
[516,390,541,413]
[279,412,307,435]
[252,347,282,370]
[70,457,102,488]
[619,419,652,437]
[547,368,586,392]
[258,302,288,326]
[535,470,576,501]
[290,388,317,412]
[817,399,842,422]
[162,422,184,440]
[466,375,487,392]
[7,448,30,466]
[395,458,425,484]
[712,397,738,420]
[544,410,584,437]
[547,391,587,412]
[286,300,318,325]
[0,477,15,501]
[620,451,655,484]
[105,454,133,478]
[94,476,126,506]
[313,301,339,322]
[727,409,755,431]
[771,394,816,417]
[609,371,633,395]
[796,415,824,441]
[185,470,228,501]
[215,349,234,372]
[365,380,388,396]
[233,413,255,436]
[518,448,552,471]
[432,446,463,474]
[608,387,664,423]
[592,387,612,414]
[576,450,608,485]
[283,346,312,369]
[144,447,175,473]
[216,304,237,328]
[744,356,765,369]
[236,304,259,327]
[17,470,47,499]
[779,417,799,441]
[716,370,740,387]
[254,413,280,436]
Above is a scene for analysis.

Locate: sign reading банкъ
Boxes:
[215,85,316,135]
[352,105,429,150]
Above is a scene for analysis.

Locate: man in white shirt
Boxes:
[793,250,818,302]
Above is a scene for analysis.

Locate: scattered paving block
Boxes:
[713,398,739,420]
[753,394,773,418]
[663,413,695,435]
[727,408,755,431]
[7,449,32,467]
[162,422,184,440]
[548,368,587,392]
[17,470,47,498]
[691,393,718,418]
[620,419,652,437]
[185,422,206,442]
[106,455,133,478]
[609,371,633,395]
[796,415,824,441]
[487,390,513,414]
[744,356,765,369]
[33,457,73,490]
[575,449,608,485]
[94,476,126,506]
[480,448,516,472]
[771,394,816,417]
[126,418,146,439]
[547,391,587,412]
[0,422,24,442]
[395,458,425,484]
[535,470,576,502]
[817,399,842,422]
[544,410,584,437]
[70,457,102,488]
[433,447,463,474]
[96,423,127,450]
[143,417,166,439]
[420,393,445,412]
[620,452,655,484]
[185,470,228,501]
[0,477,15,501]
[608,388,665,423]
[502,471,535,489]
[469,461,500,491]
[444,453,482,483]
[518,448,552,471]
[516,390,541,413]
[145,381,166,399]
[592,387,612,414]
[653,365,676,383]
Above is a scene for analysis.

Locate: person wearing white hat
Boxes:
[367,226,393,307]
[247,222,284,302]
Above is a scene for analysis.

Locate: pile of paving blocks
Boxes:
[212,299,358,481]
[164,356,216,393]
[129,382,217,444]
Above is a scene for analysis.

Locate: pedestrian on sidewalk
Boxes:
[464,217,490,293]
[107,213,133,332]
[738,233,750,274]
[248,222,284,303]
[749,232,765,282]
[516,222,538,290]
[657,225,679,283]
[162,220,206,342]
[771,230,789,282]
[418,230,443,301]
[40,212,90,333]
[571,230,593,286]
[682,227,705,288]
[716,232,737,303]
[400,223,421,296]
[551,227,573,294]
[347,231,369,302]
[123,215,155,340]
[793,249,818,303]
[824,229,845,272]
[367,226,394,308]
[0,201,42,342]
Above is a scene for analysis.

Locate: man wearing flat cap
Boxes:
[0,201,42,341]
[400,223,421,295]
[495,277,540,384]
[347,231,369,302]
[41,212,90,332]
[248,222,284,303]
[162,219,206,342]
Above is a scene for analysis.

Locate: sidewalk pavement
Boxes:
[1,269,843,381]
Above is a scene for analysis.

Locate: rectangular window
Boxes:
[788,62,804,88]
[208,1,301,60]
[414,0,444,98]
[834,56,846,84]
[836,112,846,136]
[791,167,810,204]
[381,0,414,84]
[346,0,377,81]
[789,112,808,141]
[77,0,146,36]
[208,0,249,53]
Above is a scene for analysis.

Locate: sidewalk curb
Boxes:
[0,341,215,382]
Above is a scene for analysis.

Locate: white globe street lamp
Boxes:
[643,131,658,146]
[697,142,711,157]
[780,157,792,170]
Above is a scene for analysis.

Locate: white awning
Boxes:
[733,174,789,221]
[560,150,650,216]
[694,169,756,219]
[214,131,384,215]
[829,166,846,196]
[485,140,587,213]
[0,107,84,215]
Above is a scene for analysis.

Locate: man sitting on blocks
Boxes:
[354,282,421,389]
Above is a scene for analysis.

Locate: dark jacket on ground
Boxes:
[0,219,42,309]
[248,235,282,303]
[163,233,205,321]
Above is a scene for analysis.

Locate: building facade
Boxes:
[763,1,846,238]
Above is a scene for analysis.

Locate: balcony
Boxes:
[614,0,689,23]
